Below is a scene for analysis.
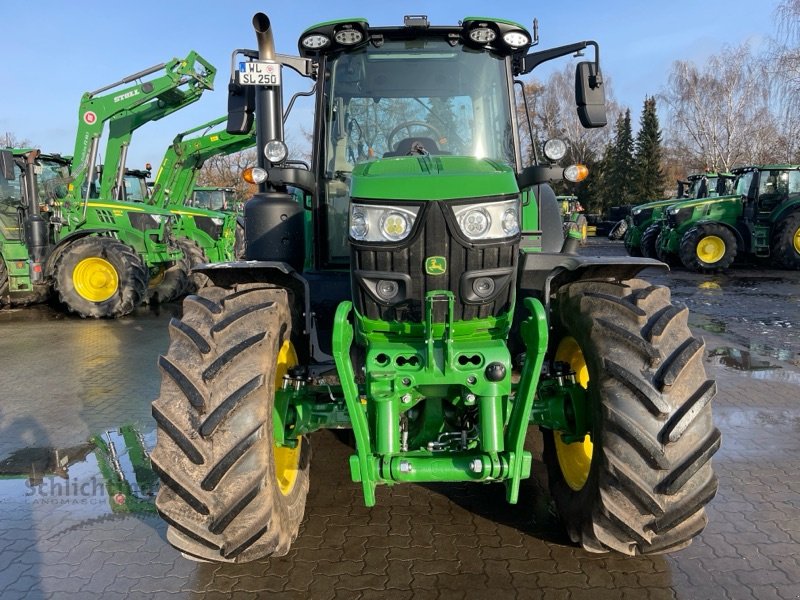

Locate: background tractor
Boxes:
[0,53,215,316]
[558,195,588,244]
[624,172,735,258]
[655,165,800,271]
[151,13,720,563]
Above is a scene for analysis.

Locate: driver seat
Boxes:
[383,137,444,157]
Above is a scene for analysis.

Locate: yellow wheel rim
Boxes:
[793,226,800,254]
[72,257,118,302]
[581,223,588,241]
[696,235,726,264]
[554,337,593,491]
[274,339,302,496]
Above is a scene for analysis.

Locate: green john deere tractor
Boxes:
[558,195,588,245]
[0,149,153,317]
[655,165,800,271]
[151,13,720,563]
[624,172,735,258]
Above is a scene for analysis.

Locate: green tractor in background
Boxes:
[0,53,215,316]
[0,149,155,317]
[655,165,800,271]
[624,172,735,258]
[557,195,588,245]
[150,13,719,563]
[148,115,257,274]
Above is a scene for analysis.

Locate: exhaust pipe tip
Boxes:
[252,12,270,34]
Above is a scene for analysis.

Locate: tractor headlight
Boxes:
[210,217,224,226]
[301,33,330,49]
[264,140,288,164]
[543,139,567,162]
[349,203,420,243]
[453,198,520,241]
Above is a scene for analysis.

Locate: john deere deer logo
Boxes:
[425,256,447,275]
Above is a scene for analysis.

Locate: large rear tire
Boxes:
[53,237,147,318]
[771,211,800,270]
[543,279,720,555]
[639,223,660,259]
[151,284,310,563]
[679,224,737,272]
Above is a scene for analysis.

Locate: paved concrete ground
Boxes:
[0,239,799,599]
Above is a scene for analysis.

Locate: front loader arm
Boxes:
[68,51,216,206]
[150,115,256,209]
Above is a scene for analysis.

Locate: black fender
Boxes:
[44,229,122,277]
[517,252,668,311]
[194,261,349,364]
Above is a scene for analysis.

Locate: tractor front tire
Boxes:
[145,257,190,304]
[151,284,310,563]
[679,224,737,272]
[53,237,147,318]
[771,211,800,269]
[234,221,246,259]
[177,238,210,295]
[543,279,720,555]
[639,224,660,260]
[608,219,627,241]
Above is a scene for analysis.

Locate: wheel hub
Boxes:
[697,235,726,264]
[793,226,800,254]
[72,257,119,302]
[554,336,592,491]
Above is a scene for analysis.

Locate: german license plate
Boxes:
[237,60,281,86]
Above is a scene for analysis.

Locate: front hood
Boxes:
[79,199,174,217]
[169,205,226,218]
[665,194,741,212]
[633,197,680,212]
[350,155,519,201]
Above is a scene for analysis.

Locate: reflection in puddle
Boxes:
[707,347,800,384]
[0,426,157,517]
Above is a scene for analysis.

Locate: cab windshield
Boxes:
[193,189,227,211]
[322,38,515,262]
[38,158,71,203]
[122,174,149,202]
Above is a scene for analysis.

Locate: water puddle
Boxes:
[707,346,800,384]
[0,426,157,519]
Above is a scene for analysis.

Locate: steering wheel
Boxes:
[387,121,443,151]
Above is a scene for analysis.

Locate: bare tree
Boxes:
[516,65,621,165]
[196,149,258,201]
[1,131,33,148]
[660,44,779,171]
[769,0,800,162]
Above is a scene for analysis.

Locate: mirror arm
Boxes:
[518,40,600,75]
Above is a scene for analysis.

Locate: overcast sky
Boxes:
[2,0,776,169]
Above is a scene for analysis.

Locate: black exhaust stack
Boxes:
[22,151,49,282]
[243,12,305,269]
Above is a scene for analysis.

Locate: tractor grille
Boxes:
[351,201,519,323]
[632,208,653,226]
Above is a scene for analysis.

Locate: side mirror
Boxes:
[0,149,14,181]
[575,62,607,128]
[227,81,256,135]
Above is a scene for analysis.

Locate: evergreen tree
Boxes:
[598,110,634,214]
[633,96,666,202]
